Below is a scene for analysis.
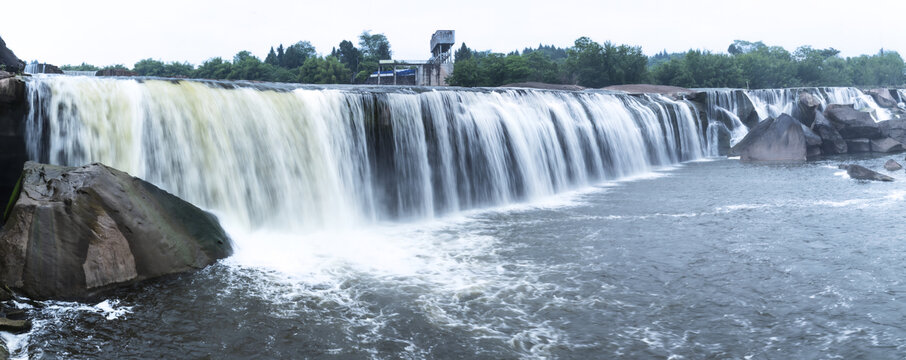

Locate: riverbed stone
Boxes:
[884,159,902,171]
[839,164,894,181]
[0,162,233,299]
[845,138,871,153]
[879,119,906,144]
[825,104,881,139]
[729,114,806,161]
[812,111,848,154]
[870,137,905,153]
[867,88,898,108]
[798,91,822,127]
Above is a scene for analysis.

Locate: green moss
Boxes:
[2,173,23,225]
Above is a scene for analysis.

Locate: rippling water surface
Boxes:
[15,155,906,359]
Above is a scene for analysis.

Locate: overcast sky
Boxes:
[3,0,904,67]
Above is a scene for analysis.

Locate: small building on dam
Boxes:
[366,30,455,86]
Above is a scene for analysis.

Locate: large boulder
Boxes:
[0,162,233,299]
[0,36,24,74]
[871,137,905,153]
[0,77,24,104]
[825,104,881,139]
[729,114,806,161]
[797,91,822,127]
[879,119,906,144]
[812,110,848,154]
[839,164,894,181]
[885,159,903,171]
[845,138,871,153]
[866,88,898,108]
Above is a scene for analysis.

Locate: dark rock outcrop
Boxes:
[825,104,881,139]
[812,110,848,154]
[729,114,806,161]
[0,36,24,74]
[0,162,233,299]
[0,77,24,104]
[839,164,894,181]
[797,91,822,127]
[867,88,898,108]
[879,119,906,144]
[845,138,871,153]
[885,159,902,171]
[871,137,905,153]
[95,68,138,77]
[0,77,27,208]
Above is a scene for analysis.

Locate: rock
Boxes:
[729,114,806,161]
[0,318,30,333]
[867,88,898,108]
[879,119,906,144]
[884,159,903,171]
[812,111,848,154]
[839,125,881,139]
[801,124,823,146]
[0,77,24,104]
[0,162,233,299]
[0,71,11,80]
[95,68,138,77]
[807,145,822,157]
[839,164,894,181]
[871,137,905,153]
[845,138,871,153]
[0,36,25,74]
[797,91,822,127]
[825,104,881,139]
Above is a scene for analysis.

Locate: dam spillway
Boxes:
[22,76,708,231]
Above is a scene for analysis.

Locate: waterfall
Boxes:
[23,76,707,231]
[747,87,891,122]
[702,89,754,155]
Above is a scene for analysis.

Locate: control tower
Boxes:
[370,30,455,86]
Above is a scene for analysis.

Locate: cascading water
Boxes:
[24,75,708,231]
[702,89,755,155]
[747,87,892,122]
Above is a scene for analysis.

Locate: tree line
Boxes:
[60,36,906,89]
[61,31,392,84]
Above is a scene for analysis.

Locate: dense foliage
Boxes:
[58,35,906,89]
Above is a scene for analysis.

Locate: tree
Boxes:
[359,31,392,60]
[298,56,352,84]
[265,47,278,66]
[455,43,473,62]
[193,57,232,79]
[282,41,316,69]
[565,37,608,87]
[133,58,166,76]
[60,62,100,71]
[336,40,362,81]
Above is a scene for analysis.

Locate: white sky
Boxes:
[2,0,904,67]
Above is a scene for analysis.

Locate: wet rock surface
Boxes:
[0,162,233,300]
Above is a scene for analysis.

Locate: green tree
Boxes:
[298,56,351,84]
[265,47,278,66]
[335,40,361,82]
[282,41,316,69]
[134,59,166,76]
[194,57,232,79]
[359,31,392,60]
[565,37,608,87]
[60,62,100,71]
